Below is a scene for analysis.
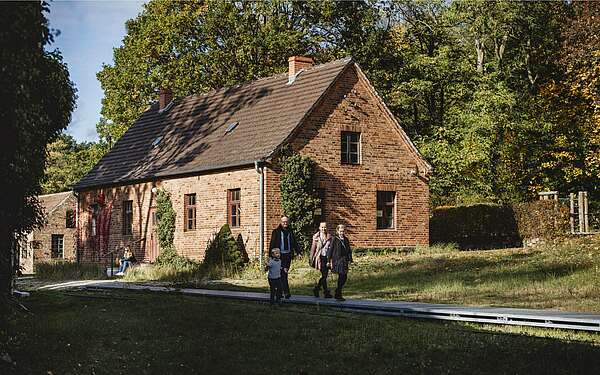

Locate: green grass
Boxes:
[4,290,600,374]
[35,261,107,280]
[201,235,600,313]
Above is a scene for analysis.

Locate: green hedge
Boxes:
[430,201,569,250]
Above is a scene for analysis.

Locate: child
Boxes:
[265,248,283,305]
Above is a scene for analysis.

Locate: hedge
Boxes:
[430,201,569,250]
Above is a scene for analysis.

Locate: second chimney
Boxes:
[159,88,173,110]
[288,56,314,79]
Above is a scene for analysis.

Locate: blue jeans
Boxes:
[118,260,131,273]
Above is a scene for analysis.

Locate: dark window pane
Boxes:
[376,191,395,229]
[122,200,133,235]
[341,132,361,165]
[51,234,64,258]
[184,194,196,230]
[65,210,75,228]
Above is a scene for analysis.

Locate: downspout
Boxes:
[73,191,80,263]
[254,160,264,269]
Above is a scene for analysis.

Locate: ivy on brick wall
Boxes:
[155,189,175,251]
[279,151,320,253]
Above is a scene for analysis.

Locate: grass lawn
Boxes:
[192,235,600,313]
[4,289,600,374]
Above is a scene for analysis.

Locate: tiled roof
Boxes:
[74,58,353,190]
[39,191,73,214]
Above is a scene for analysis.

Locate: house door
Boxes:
[149,207,159,262]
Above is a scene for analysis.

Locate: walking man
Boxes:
[269,216,299,299]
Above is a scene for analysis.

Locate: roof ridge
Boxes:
[178,57,353,104]
[39,191,72,198]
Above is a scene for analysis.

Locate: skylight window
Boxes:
[151,136,163,147]
[225,122,239,134]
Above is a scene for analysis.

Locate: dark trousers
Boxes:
[336,273,347,296]
[268,277,283,304]
[280,253,292,296]
[316,255,329,292]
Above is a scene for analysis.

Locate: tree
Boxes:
[0,0,75,359]
[96,0,386,143]
[41,134,106,194]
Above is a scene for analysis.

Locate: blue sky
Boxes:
[46,0,145,142]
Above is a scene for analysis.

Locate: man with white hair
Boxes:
[269,216,299,299]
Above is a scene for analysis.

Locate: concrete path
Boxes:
[59,280,600,333]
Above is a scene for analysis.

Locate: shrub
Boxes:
[35,261,106,280]
[430,201,570,249]
[512,200,570,240]
[154,247,199,270]
[204,224,249,276]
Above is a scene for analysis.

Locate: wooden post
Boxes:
[583,191,589,233]
[578,191,585,234]
[570,193,575,234]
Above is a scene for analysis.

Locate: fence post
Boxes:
[570,193,576,234]
[583,191,589,233]
[578,191,585,234]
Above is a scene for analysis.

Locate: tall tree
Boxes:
[0,0,76,349]
[42,134,106,194]
[96,0,385,143]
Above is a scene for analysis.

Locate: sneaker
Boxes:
[335,296,345,301]
[323,291,333,298]
[313,287,320,298]
[284,294,291,299]
[115,272,124,276]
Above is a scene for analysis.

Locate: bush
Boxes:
[512,200,570,240]
[204,224,249,276]
[35,261,106,280]
[154,246,199,270]
[430,201,570,249]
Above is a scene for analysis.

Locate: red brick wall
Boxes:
[27,193,77,272]
[265,64,429,250]
[77,168,261,263]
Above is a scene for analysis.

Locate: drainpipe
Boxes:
[254,160,264,269]
[73,191,80,263]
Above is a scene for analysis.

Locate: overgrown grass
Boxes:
[205,235,600,313]
[4,290,600,374]
[35,261,106,280]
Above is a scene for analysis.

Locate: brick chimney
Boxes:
[288,56,314,78]
[158,88,173,110]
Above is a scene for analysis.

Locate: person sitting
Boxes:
[116,247,136,276]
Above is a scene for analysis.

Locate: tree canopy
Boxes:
[36,0,588,207]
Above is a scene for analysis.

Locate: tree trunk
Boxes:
[475,39,484,73]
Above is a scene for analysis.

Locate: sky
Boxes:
[46,0,145,142]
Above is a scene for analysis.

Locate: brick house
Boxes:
[73,56,431,263]
[18,191,77,273]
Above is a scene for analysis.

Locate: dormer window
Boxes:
[151,136,163,147]
[224,122,239,135]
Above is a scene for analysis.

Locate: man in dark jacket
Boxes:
[269,216,299,299]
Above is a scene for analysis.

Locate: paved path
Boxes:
[47,280,600,333]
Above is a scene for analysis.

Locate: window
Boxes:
[184,194,196,231]
[341,131,361,164]
[228,189,241,227]
[313,188,326,229]
[377,191,395,229]
[90,204,98,236]
[65,209,75,228]
[51,234,64,258]
[122,200,133,235]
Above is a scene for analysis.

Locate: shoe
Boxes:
[313,287,320,298]
[323,291,333,298]
[284,294,291,299]
[335,296,345,301]
[115,272,124,276]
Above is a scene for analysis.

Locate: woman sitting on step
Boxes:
[116,247,136,276]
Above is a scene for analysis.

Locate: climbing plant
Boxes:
[279,152,320,253]
[155,189,175,251]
